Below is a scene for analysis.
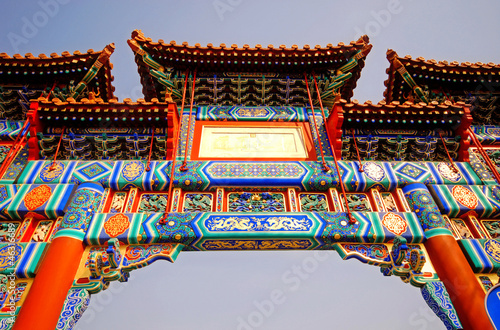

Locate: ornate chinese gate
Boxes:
[0,30,497,329]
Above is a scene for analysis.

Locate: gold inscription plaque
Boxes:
[199,126,307,158]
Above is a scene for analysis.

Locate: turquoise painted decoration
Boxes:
[56,289,91,330]
[421,281,462,330]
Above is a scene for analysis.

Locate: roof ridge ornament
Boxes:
[320,44,373,102]
[386,49,428,104]
[69,43,115,100]
[127,39,182,100]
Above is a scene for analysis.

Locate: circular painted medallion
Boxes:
[382,212,407,235]
[104,213,131,237]
[363,162,385,182]
[39,161,65,183]
[122,161,145,182]
[452,185,478,209]
[437,162,461,183]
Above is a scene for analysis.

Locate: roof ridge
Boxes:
[130,29,370,53]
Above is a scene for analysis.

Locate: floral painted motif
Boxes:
[81,162,108,178]
[381,193,397,211]
[138,194,168,213]
[482,220,500,239]
[320,212,359,243]
[207,163,304,178]
[299,194,328,212]
[362,162,385,182]
[342,193,372,212]
[0,244,22,270]
[31,220,52,242]
[437,162,462,182]
[452,185,478,209]
[235,108,269,117]
[206,215,312,231]
[382,213,407,235]
[122,244,178,271]
[122,161,145,182]
[109,192,126,213]
[341,244,391,264]
[103,213,130,237]
[451,219,473,239]
[485,239,500,263]
[60,187,103,231]
[216,188,224,212]
[183,194,212,212]
[398,163,424,179]
[200,239,312,250]
[405,188,446,231]
[24,185,52,210]
[39,161,65,183]
[228,192,285,212]
[156,213,197,245]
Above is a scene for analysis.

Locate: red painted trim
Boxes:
[425,235,494,330]
[13,236,85,330]
[191,121,317,161]
[326,104,344,160]
[456,106,472,162]
[27,101,41,161]
[166,103,180,160]
[391,191,407,213]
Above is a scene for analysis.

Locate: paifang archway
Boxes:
[2,31,498,330]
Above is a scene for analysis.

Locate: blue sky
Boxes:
[2,1,500,329]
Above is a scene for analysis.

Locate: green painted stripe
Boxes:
[86,213,104,246]
[470,185,493,218]
[438,186,459,218]
[406,212,425,243]
[15,161,36,183]
[7,184,31,220]
[128,213,143,244]
[24,243,48,277]
[461,162,483,185]
[54,228,85,241]
[458,239,485,273]
[369,213,385,243]
[45,185,64,219]
[425,227,453,239]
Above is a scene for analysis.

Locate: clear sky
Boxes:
[2,1,500,329]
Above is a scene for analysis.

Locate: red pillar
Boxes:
[425,234,493,330]
[13,182,104,330]
[403,183,493,330]
[12,237,84,330]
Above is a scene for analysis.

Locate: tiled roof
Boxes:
[128,29,371,103]
[384,49,500,103]
[0,44,116,101]
[130,29,370,59]
[337,98,468,129]
[34,95,175,127]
